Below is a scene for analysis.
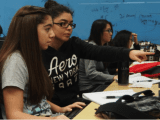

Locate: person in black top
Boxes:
[108,30,141,75]
[42,0,153,108]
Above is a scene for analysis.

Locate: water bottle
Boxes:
[118,61,129,85]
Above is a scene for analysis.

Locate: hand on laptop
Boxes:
[61,102,86,113]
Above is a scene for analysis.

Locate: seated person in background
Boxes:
[108,30,140,75]
[79,19,118,94]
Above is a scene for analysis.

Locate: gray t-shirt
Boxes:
[79,41,114,91]
[1,51,52,118]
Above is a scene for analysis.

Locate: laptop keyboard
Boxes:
[64,85,109,119]
[64,108,84,119]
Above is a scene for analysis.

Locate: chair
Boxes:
[0,105,3,119]
[0,25,5,48]
[0,41,4,49]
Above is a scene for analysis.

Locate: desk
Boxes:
[73,81,160,119]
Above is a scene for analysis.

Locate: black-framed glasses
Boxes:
[53,22,76,29]
[104,29,113,33]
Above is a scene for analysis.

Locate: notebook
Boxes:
[82,89,135,105]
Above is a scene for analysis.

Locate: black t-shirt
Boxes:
[42,36,131,106]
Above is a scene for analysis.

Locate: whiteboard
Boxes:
[0,0,160,44]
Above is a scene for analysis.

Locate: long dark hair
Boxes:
[88,19,113,46]
[0,6,53,104]
[44,0,74,19]
[113,30,132,48]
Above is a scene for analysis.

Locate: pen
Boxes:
[137,80,152,82]
[106,96,121,99]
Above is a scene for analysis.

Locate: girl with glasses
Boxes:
[79,19,118,95]
[42,0,153,108]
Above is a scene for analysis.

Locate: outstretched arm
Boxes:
[129,50,154,63]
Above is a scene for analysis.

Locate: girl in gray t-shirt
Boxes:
[0,5,84,119]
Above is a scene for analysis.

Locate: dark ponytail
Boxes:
[44,0,74,19]
[44,0,58,9]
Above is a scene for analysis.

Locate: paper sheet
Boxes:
[129,82,152,88]
[128,73,160,88]
[82,89,135,105]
